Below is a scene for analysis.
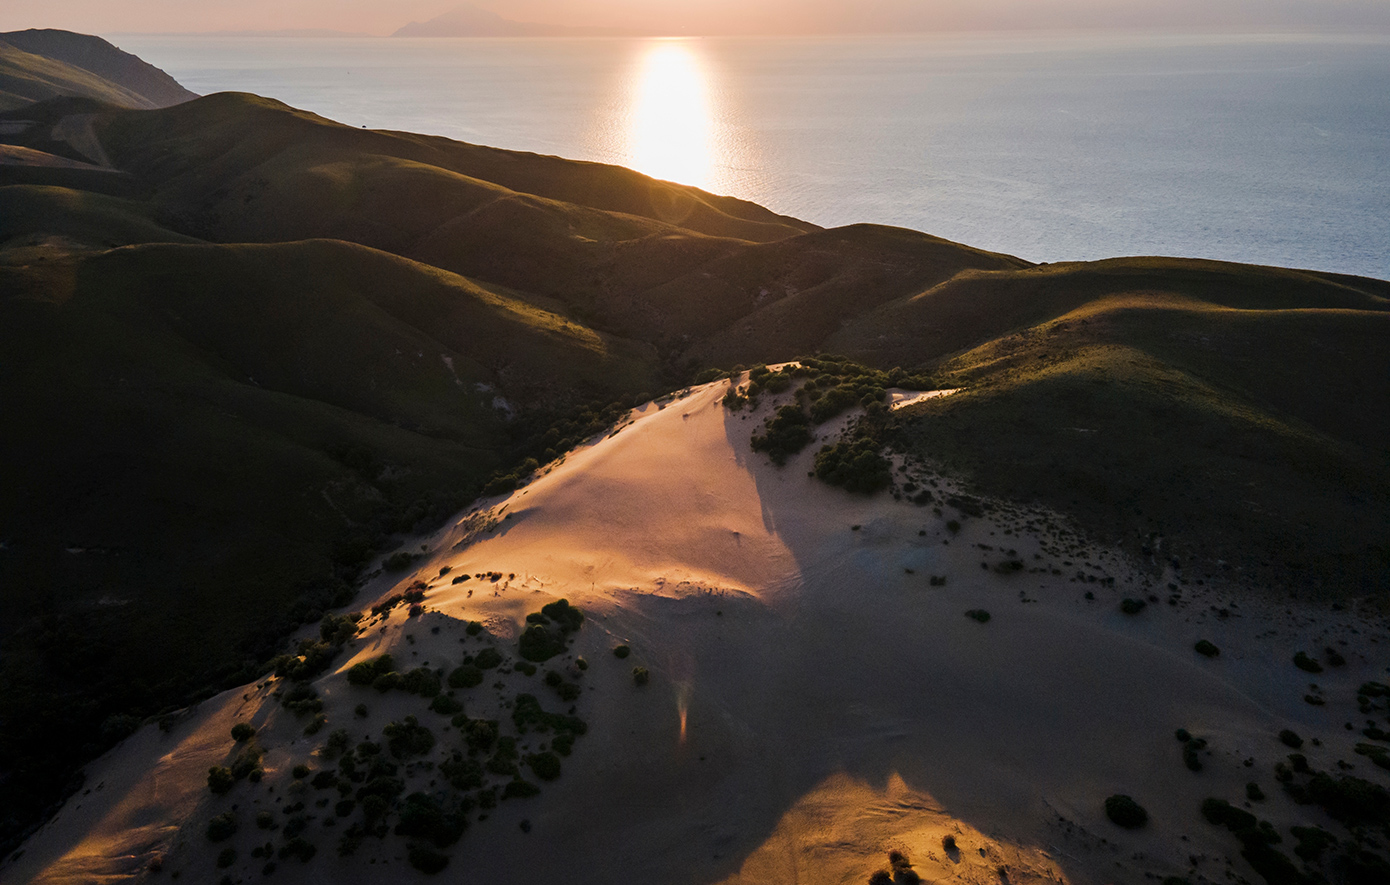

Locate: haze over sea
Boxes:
[116,32,1390,279]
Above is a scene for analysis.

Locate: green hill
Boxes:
[1,73,1387,859]
[0,29,195,110]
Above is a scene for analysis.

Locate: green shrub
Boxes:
[813,438,891,494]
[430,694,464,715]
[464,620,484,636]
[474,648,504,669]
[323,728,351,759]
[384,551,417,572]
[383,716,436,759]
[965,609,991,623]
[231,722,256,742]
[408,843,450,874]
[527,752,562,781]
[278,837,317,862]
[519,624,565,662]
[541,599,584,633]
[256,810,275,829]
[217,847,237,868]
[503,779,541,800]
[207,766,235,795]
[371,671,404,693]
[281,682,323,715]
[1293,651,1323,673]
[1247,782,1265,801]
[1279,729,1304,749]
[1194,640,1220,658]
[402,667,441,698]
[1183,738,1207,771]
[206,811,238,841]
[292,764,311,779]
[1120,598,1146,615]
[613,645,631,659]
[751,405,813,466]
[448,664,484,688]
[1104,794,1148,828]
[441,754,484,791]
[395,792,467,847]
[347,655,397,687]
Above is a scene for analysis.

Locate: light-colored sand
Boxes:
[7,377,1388,885]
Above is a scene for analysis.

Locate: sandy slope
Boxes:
[7,379,1388,885]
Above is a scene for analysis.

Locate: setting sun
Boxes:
[626,40,714,188]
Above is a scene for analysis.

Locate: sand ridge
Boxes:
[6,375,1388,885]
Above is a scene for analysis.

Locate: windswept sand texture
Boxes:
[9,379,1388,885]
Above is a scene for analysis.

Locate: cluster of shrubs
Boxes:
[518,599,584,662]
[1176,728,1208,771]
[346,654,442,699]
[814,437,892,494]
[1200,798,1302,884]
[867,849,921,884]
[370,586,426,617]
[750,404,814,465]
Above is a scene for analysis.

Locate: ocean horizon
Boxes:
[113,31,1390,279]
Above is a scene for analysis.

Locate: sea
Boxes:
[112,32,1390,279]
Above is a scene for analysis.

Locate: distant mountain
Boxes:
[393,3,631,37]
[0,29,195,109]
[191,29,374,38]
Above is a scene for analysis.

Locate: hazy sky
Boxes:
[3,0,1389,36]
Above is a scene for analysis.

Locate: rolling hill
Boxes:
[1,35,1387,879]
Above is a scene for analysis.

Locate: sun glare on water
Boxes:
[626,41,715,189]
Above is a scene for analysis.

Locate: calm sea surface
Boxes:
[114,33,1390,279]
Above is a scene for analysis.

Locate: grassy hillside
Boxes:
[0,29,195,109]
[878,262,1390,597]
[0,236,656,852]
[2,72,1388,859]
[0,41,155,111]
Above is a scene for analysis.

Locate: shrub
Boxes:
[278,837,317,862]
[527,751,562,781]
[208,766,235,795]
[448,664,483,688]
[355,703,369,718]
[1293,652,1323,673]
[256,810,275,829]
[813,438,891,494]
[945,519,961,534]
[1194,640,1220,658]
[347,655,397,686]
[372,671,404,693]
[206,811,238,841]
[1120,598,1146,615]
[231,722,256,742]
[474,647,504,669]
[503,778,542,800]
[395,792,467,847]
[965,609,991,623]
[217,847,237,868]
[541,598,584,633]
[613,645,631,659]
[292,764,311,779]
[465,620,484,636]
[383,716,436,759]
[384,551,417,572]
[633,666,650,686]
[408,843,450,874]
[751,405,813,466]
[1104,794,1148,828]
[323,728,351,759]
[519,624,565,662]
[430,694,464,716]
[1279,729,1304,749]
[403,667,442,698]
[1183,738,1207,771]
[281,682,323,716]
[1247,782,1265,801]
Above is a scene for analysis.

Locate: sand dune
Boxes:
[7,378,1387,885]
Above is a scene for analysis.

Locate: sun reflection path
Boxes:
[627,41,715,189]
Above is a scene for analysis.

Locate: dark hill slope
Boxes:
[0,41,155,111]
[876,261,1390,596]
[0,237,656,852]
[0,29,195,108]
